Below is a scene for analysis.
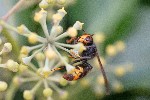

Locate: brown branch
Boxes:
[0,0,25,32]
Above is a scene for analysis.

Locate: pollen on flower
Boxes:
[37,68,52,78]
[42,68,52,78]
[0,81,8,92]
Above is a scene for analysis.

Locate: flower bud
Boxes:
[28,33,38,44]
[35,52,45,61]
[6,60,19,72]
[20,46,29,55]
[0,81,7,92]
[93,32,105,44]
[39,0,49,9]
[43,88,53,97]
[34,9,47,23]
[19,64,28,72]
[67,27,77,37]
[45,47,57,60]
[106,45,117,57]
[115,41,126,52]
[13,76,21,86]
[114,66,126,77]
[57,7,67,18]
[52,14,62,25]
[112,81,124,93]
[1,42,12,53]
[51,25,63,35]
[73,21,84,30]
[23,90,33,100]
[17,24,30,34]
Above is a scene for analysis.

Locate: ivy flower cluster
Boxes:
[0,38,19,92]
[0,7,84,99]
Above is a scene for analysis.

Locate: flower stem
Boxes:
[54,42,74,48]
[5,79,19,100]
[31,80,42,93]
[1,29,20,59]
[54,32,68,41]
[2,0,25,21]
[0,0,25,33]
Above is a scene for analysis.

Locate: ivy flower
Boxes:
[0,7,84,99]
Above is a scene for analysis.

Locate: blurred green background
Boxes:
[1,0,150,100]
